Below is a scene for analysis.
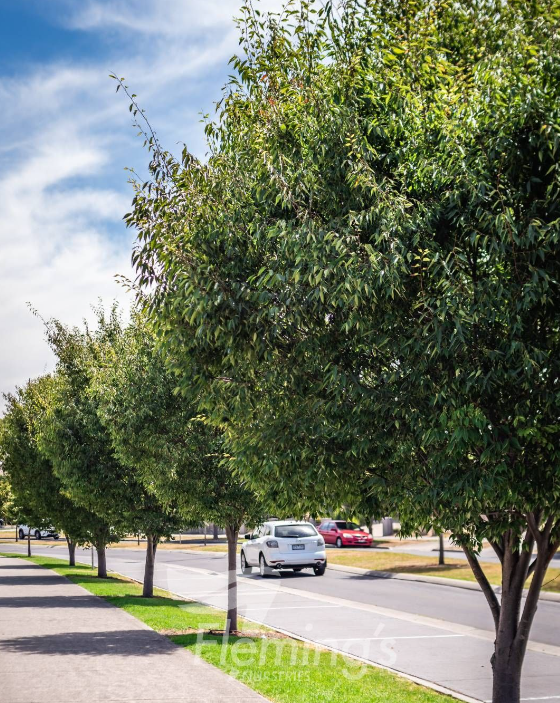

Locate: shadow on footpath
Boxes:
[0,576,69,586]
[0,596,112,609]
[0,629,177,656]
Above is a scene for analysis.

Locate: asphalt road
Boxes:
[3,543,560,702]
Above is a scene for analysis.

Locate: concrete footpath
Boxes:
[0,556,267,703]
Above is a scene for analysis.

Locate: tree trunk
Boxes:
[27,530,31,557]
[491,636,523,703]
[438,533,445,566]
[96,542,107,578]
[66,536,76,566]
[225,524,239,633]
[213,524,219,540]
[490,578,527,703]
[491,555,525,703]
[15,524,18,542]
[465,519,560,703]
[142,534,158,597]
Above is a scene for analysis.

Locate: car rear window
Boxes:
[274,524,318,538]
[335,521,359,530]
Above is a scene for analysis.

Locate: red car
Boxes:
[317,520,373,548]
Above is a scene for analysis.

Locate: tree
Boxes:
[38,308,184,592]
[0,471,14,525]
[125,2,560,700]
[93,312,265,628]
[35,310,138,578]
[1,378,114,566]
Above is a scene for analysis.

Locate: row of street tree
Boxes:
[0,308,265,629]
[0,1,559,701]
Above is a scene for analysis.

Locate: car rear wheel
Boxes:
[314,562,326,576]
[18,529,24,540]
[335,537,343,548]
[240,551,252,575]
[35,530,41,540]
[259,553,271,578]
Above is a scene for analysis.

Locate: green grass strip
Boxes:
[1,553,457,703]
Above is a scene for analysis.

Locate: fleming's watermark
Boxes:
[189,618,397,679]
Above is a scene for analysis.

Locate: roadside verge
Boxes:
[328,563,560,603]
[0,553,466,703]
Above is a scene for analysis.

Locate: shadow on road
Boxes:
[242,571,315,581]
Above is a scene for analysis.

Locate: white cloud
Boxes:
[1,0,294,407]
[69,0,243,36]
[1,0,273,407]
[0,120,133,402]
[66,0,286,37]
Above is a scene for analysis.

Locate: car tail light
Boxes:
[266,540,279,548]
[317,538,324,546]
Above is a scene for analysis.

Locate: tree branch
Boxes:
[526,510,543,547]
[517,535,560,653]
[514,528,536,589]
[463,546,501,631]
[489,539,504,564]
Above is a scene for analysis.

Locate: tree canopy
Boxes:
[1,377,110,564]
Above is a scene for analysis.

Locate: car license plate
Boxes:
[292,544,305,550]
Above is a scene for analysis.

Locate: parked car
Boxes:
[18,525,59,540]
[241,520,327,577]
[317,519,373,548]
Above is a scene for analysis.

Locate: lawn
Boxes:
[327,551,560,594]
[1,553,456,703]
[107,540,228,551]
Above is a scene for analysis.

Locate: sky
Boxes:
[0,0,281,409]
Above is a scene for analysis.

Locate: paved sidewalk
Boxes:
[0,556,267,703]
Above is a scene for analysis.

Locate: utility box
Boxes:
[382,517,394,536]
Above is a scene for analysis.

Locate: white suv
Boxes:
[18,526,59,540]
[241,521,326,577]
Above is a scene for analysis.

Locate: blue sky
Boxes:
[0,0,280,406]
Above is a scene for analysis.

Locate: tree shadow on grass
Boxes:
[170,632,255,648]
[171,633,216,647]
[103,595,191,609]
[0,629,177,657]
[342,563,473,579]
